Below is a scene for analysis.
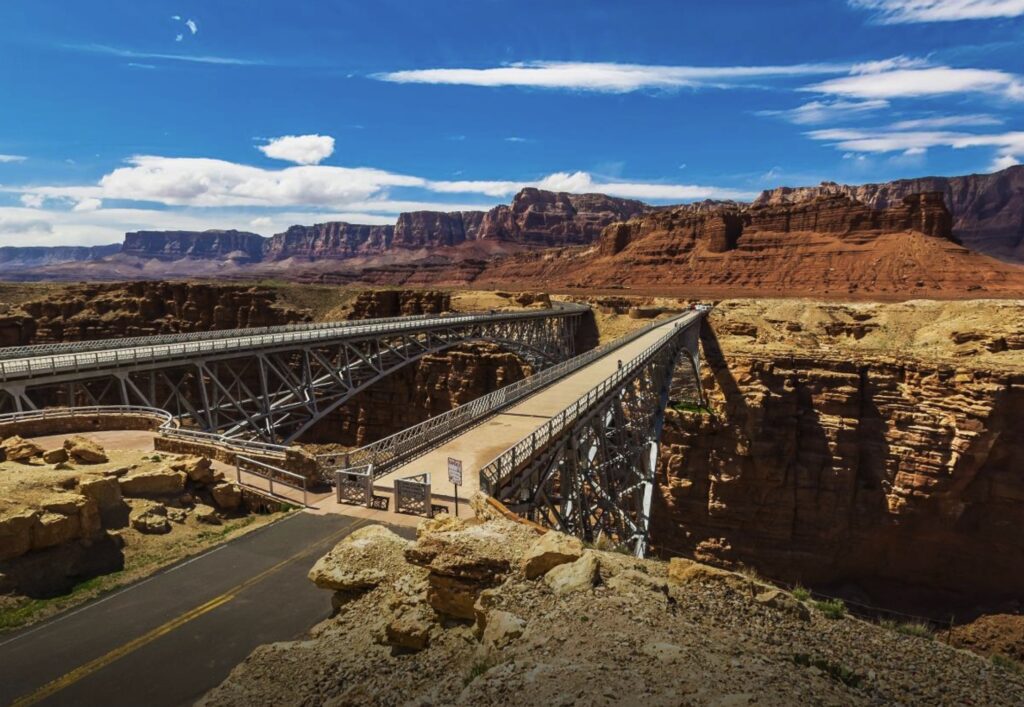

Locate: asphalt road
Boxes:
[0,512,407,707]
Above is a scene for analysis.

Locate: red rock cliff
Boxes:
[121,230,266,262]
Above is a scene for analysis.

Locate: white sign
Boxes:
[447,457,463,486]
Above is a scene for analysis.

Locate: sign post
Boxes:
[447,457,463,517]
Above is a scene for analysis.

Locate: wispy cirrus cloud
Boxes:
[374,60,855,93]
[756,98,890,125]
[849,0,1024,23]
[807,127,1024,163]
[807,65,1024,100]
[0,154,26,163]
[64,44,262,66]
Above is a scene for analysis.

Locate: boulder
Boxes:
[167,508,188,524]
[405,525,514,581]
[79,475,123,511]
[606,569,669,595]
[667,558,754,595]
[482,610,526,648]
[385,604,433,652]
[63,436,108,464]
[1,436,43,462]
[0,507,38,560]
[210,482,243,510]
[544,552,599,595]
[308,525,409,592]
[426,575,481,620]
[32,512,80,549]
[131,503,171,534]
[42,448,69,464]
[40,493,101,538]
[754,589,812,621]
[416,513,466,538]
[119,468,186,497]
[172,456,215,484]
[193,504,221,525]
[521,531,584,579]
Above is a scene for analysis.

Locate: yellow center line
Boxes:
[11,518,369,707]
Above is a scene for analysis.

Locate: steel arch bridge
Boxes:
[479,311,705,556]
[0,305,588,444]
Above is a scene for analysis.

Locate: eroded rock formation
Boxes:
[122,230,266,262]
[346,290,451,319]
[755,165,1024,261]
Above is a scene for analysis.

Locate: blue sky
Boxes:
[1,0,1023,246]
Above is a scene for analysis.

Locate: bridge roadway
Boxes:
[376,314,690,500]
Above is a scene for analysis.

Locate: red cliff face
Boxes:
[121,230,266,262]
[755,165,1024,262]
[263,223,395,261]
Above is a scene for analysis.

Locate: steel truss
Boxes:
[483,317,703,556]
[0,310,583,444]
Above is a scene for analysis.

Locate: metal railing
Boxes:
[236,454,310,507]
[0,303,588,382]
[160,426,289,458]
[479,312,700,494]
[318,312,680,478]
[0,404,175,427]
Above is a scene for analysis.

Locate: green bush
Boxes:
[792,585,811,602]
[813,598,847,620]
[793,653,864,689]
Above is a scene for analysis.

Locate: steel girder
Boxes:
[487,319,702,556]
[0,312,581,444]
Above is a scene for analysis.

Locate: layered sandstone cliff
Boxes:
[755,165,1024,262]
[651,299,1024,608]
[121,230,266,262]
[480,192,1024,298]
[0,282,310,346]
[0,245,120,268]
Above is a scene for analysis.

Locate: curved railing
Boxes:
[479,311,700,494]
[318,312,683,479]
[0,404,176,427]
[0,303,589,382]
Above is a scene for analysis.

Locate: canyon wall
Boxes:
[0,244,120,268]
[121,230,266,262]
[651,300,1024,608]
[481,192,1024,298]
[755,165,1024,262]
[345,290,451,319]
[0,282,310,346]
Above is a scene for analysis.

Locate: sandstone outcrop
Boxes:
[308,525,410,593]
[202,510,1024,706]
[0,244,120,268]
[1,436,43,462]
[650,299,1024,608]
[130,502,171,534]
[118,468,187,497]
[63,436,108,464]
[345,290,451,319]
[755,164,1024,262]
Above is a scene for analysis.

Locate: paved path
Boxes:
[0,512,411,707]
[377,317,683,500]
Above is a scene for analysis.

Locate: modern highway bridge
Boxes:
[0,303,707,554]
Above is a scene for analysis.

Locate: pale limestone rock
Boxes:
[308,525,408,592]
[193,504,221,525]
[42,448,69,464]
[521,530,584,579]
[544,552,598,595]
[63,435,108,464]
[482,609,526,648]
[79,475,123,511]
[131,503,171,534]
[211,482,243,510]
[0,507,37,560]
[119,468,186,497]
[1,436,43,462]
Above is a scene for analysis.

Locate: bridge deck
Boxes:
[376,317,683,500]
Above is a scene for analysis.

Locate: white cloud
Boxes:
[186,19,198,35]
[808,127,1024,171]
[257,134,336,165]
[66,44,261,66]
[991,153,1021,170]
[0,215,53,236]
[756,98,889,125]
[808,65,1024,100]
[0,154,26,163]
[19,194,44,208]
[250,216,273,227]
[504,136,529,143]
[375,60,854,93]
[849,0,1024,23]
[887,114,1003,129]
[72,197,102,212]
[171,15,181,21]
[175,34,184,43]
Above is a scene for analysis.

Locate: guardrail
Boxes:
[160,426,289,458]
[0,303,588,382]
[0,404,175,427]
[317,312,683,479]
[479,312,700,494]
[236,454,311,507]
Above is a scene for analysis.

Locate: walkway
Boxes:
[375,317,683,503]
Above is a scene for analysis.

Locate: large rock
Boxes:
[131,503,171,534]
[308,525,409,592]
[0,507,38,560]
[79,475,123,511]
[32,512,80,549]
[172,456,216,484]
[544,552,599,595]
[667,558,753,595]
[63,436,108,464]
[1,436,43,462]
[482,609,527,648]
[384,604,433,652]
[521,531,584,579]
[118,468,186,497]
[210,482,242,510]
[42,448,69,464]
[193,504,221,525]
[40,493,101,538]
